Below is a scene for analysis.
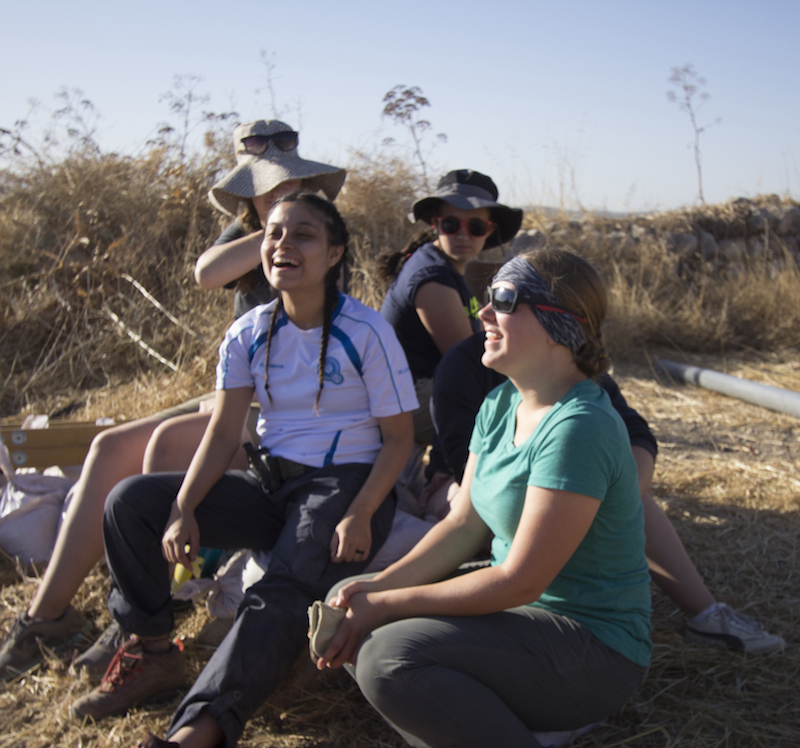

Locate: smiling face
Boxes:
[479,281,552,376]
[432,204,493,274]
[251,179,303,226]
[261,200,343,295]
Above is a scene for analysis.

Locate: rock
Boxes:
[719,238,746,262]
[777,207,800,236]
[699,230,718,261]
[746,207,778,233]
[671,232,698,258]
[748,236,765,259]
[506,229,546,258]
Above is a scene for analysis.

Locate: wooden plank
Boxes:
[0,423,113,468]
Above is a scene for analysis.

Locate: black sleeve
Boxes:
[597,373,658,460]
[205,220,249,290]
[429,333,505,483]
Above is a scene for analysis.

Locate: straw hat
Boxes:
[209,119,346,216]
[410,169,523,250]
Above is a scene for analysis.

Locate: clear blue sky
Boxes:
[2,0,798,213]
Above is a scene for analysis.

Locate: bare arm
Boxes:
[415,282,476,355]
[194,230,265,289]
[330,411,414,563]
[321,471,600,668]
[631,445,655,499]
[161,386,254,567]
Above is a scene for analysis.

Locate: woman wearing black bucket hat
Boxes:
[379,170,522,444]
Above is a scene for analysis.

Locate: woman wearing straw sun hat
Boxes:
[0,119,348,684]
[378,169,522,444]
[197,119,346,316]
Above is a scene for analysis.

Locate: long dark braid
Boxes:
[262,192,350,413]
[375,227,437,292]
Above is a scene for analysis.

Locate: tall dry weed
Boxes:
[2,131,800,421]
[336,151,423,308]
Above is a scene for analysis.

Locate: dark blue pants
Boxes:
[102,464,394,747]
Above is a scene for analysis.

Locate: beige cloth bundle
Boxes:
[307,601,346,662]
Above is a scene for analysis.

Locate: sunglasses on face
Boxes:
[241,131,299,155]
[486,285,589,323]
[435,215,495,238]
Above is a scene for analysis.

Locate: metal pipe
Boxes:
[656,359,800,418]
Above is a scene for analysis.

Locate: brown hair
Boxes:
[521,246,610,378]
[374,227,437,292]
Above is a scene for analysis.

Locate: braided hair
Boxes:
[262,192,350,413]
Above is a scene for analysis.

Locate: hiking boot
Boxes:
[71,638,184,722]
[136,732,178,748]
[72,620,128,681]
[685,603,786,654]
[0,606,93,682]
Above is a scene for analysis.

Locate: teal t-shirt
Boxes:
[468,379,652,667]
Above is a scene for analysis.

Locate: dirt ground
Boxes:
[1,350,798,747]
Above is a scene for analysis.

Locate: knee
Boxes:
[144,420,180,472]
[85,424,136,465]
[103,475,148,526]
[353,626,410,706]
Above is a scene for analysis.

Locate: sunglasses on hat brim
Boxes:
[241,131,299,155]
[435,215,495,238]
[486,285,588,323]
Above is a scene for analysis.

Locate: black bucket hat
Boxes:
[409,169,523,250]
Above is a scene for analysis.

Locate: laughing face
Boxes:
[261,201,343,294]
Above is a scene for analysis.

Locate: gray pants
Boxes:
[328,579,645,748]
[103,464,394,748]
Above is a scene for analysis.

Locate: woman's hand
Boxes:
[161,502,200,568]
[330,512,372,563]
[315,590,390,670]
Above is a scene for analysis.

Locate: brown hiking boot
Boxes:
[0,606,93,682]
[72,620,128,681]
[70,638,184,721]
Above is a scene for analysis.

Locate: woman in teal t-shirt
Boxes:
[317,247,652,748]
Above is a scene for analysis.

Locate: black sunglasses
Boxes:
[435,216,495,238]
[486,285,588,322]
[241,131,299,155]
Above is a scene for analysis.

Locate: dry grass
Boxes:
[2,137,799,745]
[1,351,798,747]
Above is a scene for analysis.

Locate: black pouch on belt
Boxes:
[243,442,282,493]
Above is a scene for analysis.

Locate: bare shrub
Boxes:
[0,147,231,417]
[337,151,423,308]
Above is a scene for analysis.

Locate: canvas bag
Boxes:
[0,441,73,566]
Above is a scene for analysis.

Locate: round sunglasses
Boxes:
[241,131,299,155]
[435,215,495,238]
[486,285,588,322]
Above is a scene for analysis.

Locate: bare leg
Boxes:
[641,491,715,617]
[169,713,224,748]
[143,409,250,473]
[631,447,716,617]
[27,417,164,619]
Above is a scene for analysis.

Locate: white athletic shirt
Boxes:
[216,293,418,467]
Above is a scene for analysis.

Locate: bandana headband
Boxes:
[492,257,587,356]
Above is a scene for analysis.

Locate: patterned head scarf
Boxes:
[492,256,587,356]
